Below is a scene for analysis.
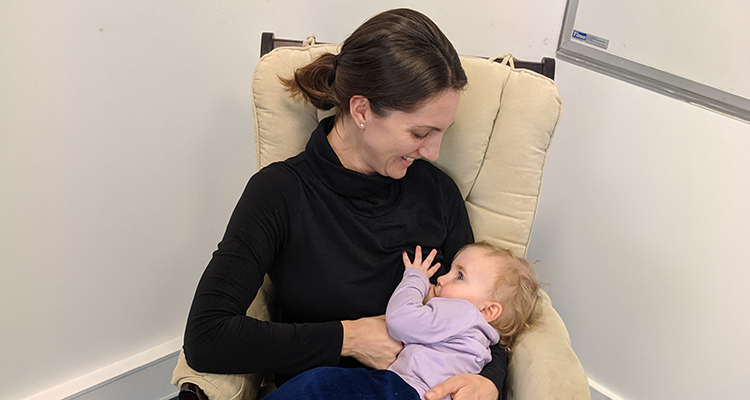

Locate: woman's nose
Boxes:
[418,132,443,162]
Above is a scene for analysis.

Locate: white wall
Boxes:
[3,1,748,400]
[527,4,750,400]
[0,1,564,399]
[528,63,750,399]
[0,1,256,398]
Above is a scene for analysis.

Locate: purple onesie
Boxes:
[386,269,500,400]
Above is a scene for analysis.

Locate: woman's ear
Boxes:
[349,95,370,128]
[480,301,503,323]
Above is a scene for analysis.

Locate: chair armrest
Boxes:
[246,274,277,321]
[506,290,590,400]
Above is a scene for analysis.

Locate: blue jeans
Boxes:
[264,367,420,400]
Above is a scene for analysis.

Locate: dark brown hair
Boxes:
[282,8,467,122]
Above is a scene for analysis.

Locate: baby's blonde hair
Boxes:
[455,241,543,351]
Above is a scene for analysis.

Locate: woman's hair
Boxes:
[281,8,467,122]
[457,241,543,351]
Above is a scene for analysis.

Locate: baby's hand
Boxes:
[402,245,441,280]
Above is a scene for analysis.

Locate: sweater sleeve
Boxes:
[183,165,342,375]
[480,344,509,399]
[386,269,482,344]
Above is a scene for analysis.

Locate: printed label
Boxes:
[572,29,609,50]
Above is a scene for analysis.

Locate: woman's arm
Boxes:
[478,344,509,396]
[183,166,342,374]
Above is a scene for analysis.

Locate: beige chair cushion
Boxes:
[174,41,590,400]
[508,291,589,399]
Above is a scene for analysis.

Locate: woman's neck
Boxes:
[327,119,373,175]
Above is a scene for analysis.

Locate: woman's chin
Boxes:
[389,171,408,180]
[386,158,413,179]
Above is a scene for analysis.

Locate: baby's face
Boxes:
[434,246,498,310]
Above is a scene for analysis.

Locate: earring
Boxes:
[360,123,365,128]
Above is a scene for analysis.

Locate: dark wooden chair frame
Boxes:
[260,32,556,80]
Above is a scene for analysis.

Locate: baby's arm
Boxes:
[386,246,478,344]
[385,268,434,343]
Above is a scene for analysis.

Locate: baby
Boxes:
[386,241,542,400]
[263,241,541,400]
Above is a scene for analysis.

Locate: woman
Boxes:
[181,8,507,400]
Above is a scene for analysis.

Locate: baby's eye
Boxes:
[456,272,464,281]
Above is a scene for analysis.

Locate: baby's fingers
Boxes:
[425,262,441,279]
[412,245,423,265]
[423,248,438,267]
[402,251,413,268]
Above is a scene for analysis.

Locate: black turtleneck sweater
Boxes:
[184,117,507,392]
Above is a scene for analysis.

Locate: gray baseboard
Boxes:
[62,351,179,400]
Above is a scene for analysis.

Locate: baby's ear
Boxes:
[481,301,502,323]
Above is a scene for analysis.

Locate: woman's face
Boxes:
[359,89,460,179]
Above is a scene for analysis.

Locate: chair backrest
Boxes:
[252,36,561,258]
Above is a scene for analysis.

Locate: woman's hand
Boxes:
[425,374,498,400]
[341,315,403,369]
[402,245,441,279]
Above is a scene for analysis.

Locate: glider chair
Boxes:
[173,33,590,400]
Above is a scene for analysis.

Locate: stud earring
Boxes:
[360,123,365,128]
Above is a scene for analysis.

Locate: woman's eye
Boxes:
[412,132,429,140]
